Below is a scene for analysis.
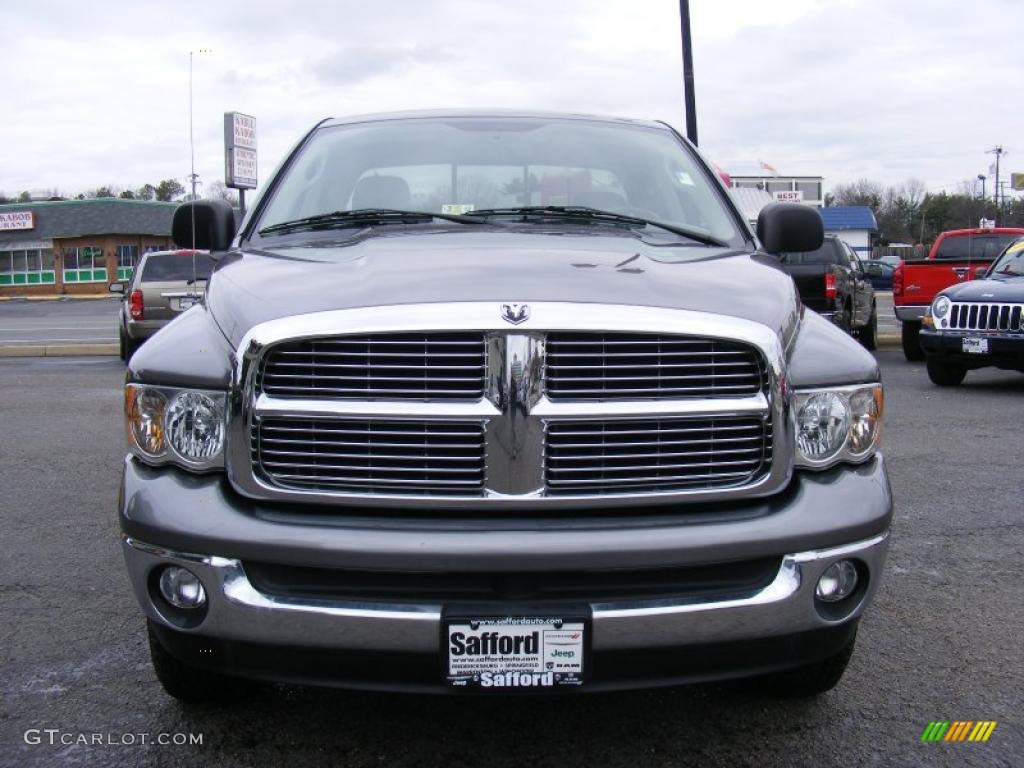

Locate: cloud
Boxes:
[0,0,1021,197]
[311,43,456,85]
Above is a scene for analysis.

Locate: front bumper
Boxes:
[920,329,1024,370]
[121,455,892,690]
[894,304,927,322]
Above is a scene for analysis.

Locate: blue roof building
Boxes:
[819,206,878,256]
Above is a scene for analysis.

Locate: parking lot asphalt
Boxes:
[0,352,1020,768]
[0,297,119,346]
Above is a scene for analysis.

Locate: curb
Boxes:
[0,295,116,302]
[0,343,119,357]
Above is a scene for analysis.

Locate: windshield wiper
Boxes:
[462,206,727,246]
[259,208,492,236]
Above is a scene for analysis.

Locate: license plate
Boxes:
[445,616,586,690]
[962,337,988,354]
[177,297,196,311]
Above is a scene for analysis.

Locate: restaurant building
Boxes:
[0,199,176,297]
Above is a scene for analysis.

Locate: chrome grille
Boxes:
[232,303,788,509]
[252,417,486,496]
[544,417,773,495]
[948,302,1023,332]
[545,333,767,400]
[259,333,486,400]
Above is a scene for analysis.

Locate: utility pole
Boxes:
[987,146,1004,220]
[679,0,698,145]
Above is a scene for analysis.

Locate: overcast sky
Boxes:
[3,0,1022,200]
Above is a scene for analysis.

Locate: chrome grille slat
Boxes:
[946,302,1024,332]
[259,332,486,401]
[269,475,483,488]
[263,374,485,383]
[253,417,486,496]
[548,362,755,370]
[544,417,772,495]
[545,332,767,401]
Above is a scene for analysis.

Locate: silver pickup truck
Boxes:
[119,110,891,701]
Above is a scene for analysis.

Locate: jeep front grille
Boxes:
[545,332,767,400]
[252,417,486,496]
[259,332,486,400]
[947,302,1023,332]
[544,416,773,495]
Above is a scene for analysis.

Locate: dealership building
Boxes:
[0,199,176,297]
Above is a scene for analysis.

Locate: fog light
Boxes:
[158,566,207,609]
[816,560,858,602]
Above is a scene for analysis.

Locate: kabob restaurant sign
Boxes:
[0,211,35,231]
[224,112,257,190]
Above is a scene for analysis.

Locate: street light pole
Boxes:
[977,174,986,202]
[679,0,698,145]
[987,145,1004,221]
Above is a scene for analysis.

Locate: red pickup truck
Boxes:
[894,227,1024,359]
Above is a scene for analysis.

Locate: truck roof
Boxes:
[935,227,1024,238]
[320,109,668,131]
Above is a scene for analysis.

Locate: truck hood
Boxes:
[204,229,800,348]
[942,274,1024,303]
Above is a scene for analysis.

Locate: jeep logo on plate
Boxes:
[501,303,529,325]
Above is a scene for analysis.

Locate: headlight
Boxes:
[931,295,951,319]
[795,392,849,461]
[794,384,883,469]
[125,384,226,470]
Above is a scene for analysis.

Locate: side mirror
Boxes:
[108,281,125,294]
[756,203,824,254]
[172,199,236,251]
[974,266,987,279]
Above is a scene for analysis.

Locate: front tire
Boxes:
[926,359,967,386]
[754,628,857,697]
[147,621,257,704]
[858,305,878,351]
[901,321,924,361]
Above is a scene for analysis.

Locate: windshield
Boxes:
[777,240,837,265]
[989,238,1024,276]
[255,117,745,245]
[140,254,214,282]
[934,233,1020,260]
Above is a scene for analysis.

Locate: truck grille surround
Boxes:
[232,305,788,510]
[947,302,1024,333]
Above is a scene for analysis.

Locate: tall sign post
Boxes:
[224,112,257,214]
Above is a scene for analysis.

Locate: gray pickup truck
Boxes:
[120,110,891,701]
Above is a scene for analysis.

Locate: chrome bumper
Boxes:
[123,532,889,653]
[894,305,927,322]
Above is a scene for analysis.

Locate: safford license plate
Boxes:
[445,617,586,690]
[962,337,988,354]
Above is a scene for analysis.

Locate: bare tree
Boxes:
[207,180,240,206]
[830,179,884,208]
